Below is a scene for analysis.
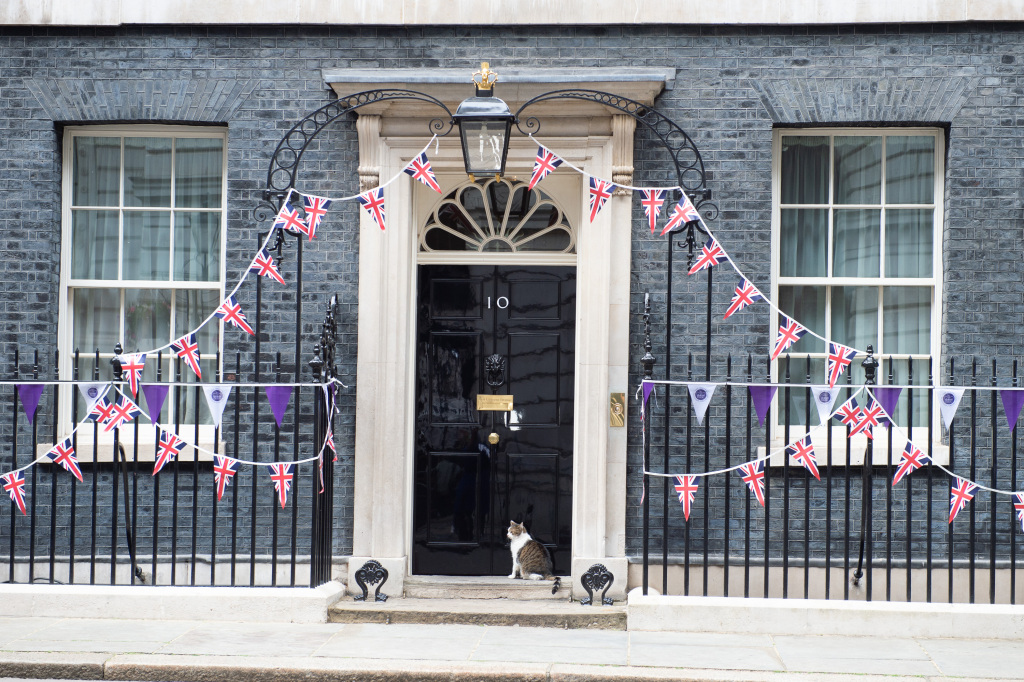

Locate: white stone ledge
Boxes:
[628,593,1024,639]
[4,0,1024,26]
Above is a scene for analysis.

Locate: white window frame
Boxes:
[769,127,945,465]
[55,125,228,462]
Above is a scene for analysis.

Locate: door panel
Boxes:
[413,264,575,576]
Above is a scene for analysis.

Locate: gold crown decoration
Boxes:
[472,62,498,91]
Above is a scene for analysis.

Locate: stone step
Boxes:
[403,574,565,600]
[329,597,626,630]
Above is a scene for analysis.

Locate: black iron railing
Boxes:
[638,303,1024,603]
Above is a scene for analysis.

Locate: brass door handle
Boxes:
[487,432,499,445]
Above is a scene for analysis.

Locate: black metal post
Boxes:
[854,345,878,598]
[640,293,655,596]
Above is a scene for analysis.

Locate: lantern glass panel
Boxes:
[460,120,508,175]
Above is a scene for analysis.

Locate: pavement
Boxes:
[0,615,1022,681]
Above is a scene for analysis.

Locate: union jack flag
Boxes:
[687,237,728,276]
[250,249,286,286]
[724,279,764,319]
[215,295,255,336]
[949,476,977,524]
[327,428,337,463]
[273,201,308,237]
[213,455,239,502]
[833,397,861,428]
[826,343,857,389]
[850,399,883,439]
[301,194,333,240]
[770,317,807,361]
[171,333,203,380]
[118,353,146,396]
[269,463,294,508]
[46,438,83,482]
[88,397,116,427]
[1014,493,1024,533]
[153,430,187,476]
[357,187,387,231]
[640,189,665,234]
[786,434,820,481]
[2,471,26,515]
[588,178,616,222]
[404,152,442,194]
[318,453,325,494]
[674,475,699,521]
[738,460,766,507]
[527,146,563,191]
[892,441,930,486]
[104,394,141,433]
[660,194,703,236]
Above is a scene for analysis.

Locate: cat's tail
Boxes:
[551,576,561,594]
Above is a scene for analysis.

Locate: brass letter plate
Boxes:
[610,392,625,427]
[476,394,514,411]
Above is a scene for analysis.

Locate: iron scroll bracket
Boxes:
[353,559,390,602]
[579,563,615,606]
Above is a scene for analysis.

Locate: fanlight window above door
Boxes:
[420,177,575,253]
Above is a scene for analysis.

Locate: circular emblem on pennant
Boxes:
[211,389,223,401]
[695,389,707,401]
[87,388,98,398]
[943,392,955,405]
[818,391,831,404]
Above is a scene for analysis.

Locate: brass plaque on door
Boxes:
[476,394,514,411]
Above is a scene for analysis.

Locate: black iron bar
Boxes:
[251,268,264,587]
[152,352,162,585]
[292,239,303,587]
[990,359,997,604]
[886,358,894,601]
[926,358,935,602]
[744,354,752,598]
[29,351,38,584]
[703,251,713,597]
[663,238,675,599]
[782,355,790,599]
[130,367,140,586]
[90,349,99,584]
[763,357,771,599]
[272,353,282,586]
[724,355,731,597]
[825,359,834,600]
[211,355,221,587]
[843,366,852,600]
[171,358,182,585]
[863,347,877,601]
[191,374,201,586]
[49,351,58,583]
[803,359,811,599]
[8,349,16,584]
[1013,360,1019,605]
[969,357,977,603]
[69,350,79,585]
[641,293,654,595]
[683,354,692,596]
[906,358,915,601]
[231,353,241,586]
[947,358,955,604]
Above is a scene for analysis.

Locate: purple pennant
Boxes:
[748,386,777,427]
[1001,389,1024,432]
[641,380,654,416]
[141,384,170,425]
[873,387,903,426]
[16,384,45,425]
[265,386,294,429]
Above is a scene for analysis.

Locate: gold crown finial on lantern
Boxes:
[472,62,498,91]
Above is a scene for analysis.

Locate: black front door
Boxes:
[413,264,575,576]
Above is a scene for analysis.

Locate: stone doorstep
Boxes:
[330,597,627,630]
[403,574,566,600]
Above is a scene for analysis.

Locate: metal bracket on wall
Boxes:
[353,560,389,602]
[579,563,614,606]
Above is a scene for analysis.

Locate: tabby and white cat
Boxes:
[506,520,561,594]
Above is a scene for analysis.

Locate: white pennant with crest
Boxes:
[810,386,840,426]
[202,385,232,429]
[938,387,966,430]
[688,383,717,426]
[78,382,109,414]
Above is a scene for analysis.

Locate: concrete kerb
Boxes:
[627,593,1024,639]
[0,581,345,623]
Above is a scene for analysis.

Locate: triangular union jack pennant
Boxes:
[833,396,861,429]
[528,146,563,191]
[104,394,141,433]
[46,438,83,482]
[850,399,883,440]
[640,189,665,234]
[153,430,187,476]
[357,187,387,231]
[215,295,255,335]
[687,237,728,276]
[171,333,203,380]
[738,460,766,507]
[2,471,26,516]
[724,279,763,319]
[273,201,308,237]
[404,152,442,194]
[301,194,332,240]
[786,434,820,481]
[826,343,857,389]
[269,463,294,508]
[250,249,286,286]
[88,397,116,427]
[892,441,930,486]
[1014,493,1024,533]
[770,317,807,361]
[213,455,240,502]
[661,194,703,236]
[949,477,977,524]
[674,475,699,521]
[588,177,616,222]
[118,353,146,396]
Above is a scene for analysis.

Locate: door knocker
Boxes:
[485,353,505,388]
